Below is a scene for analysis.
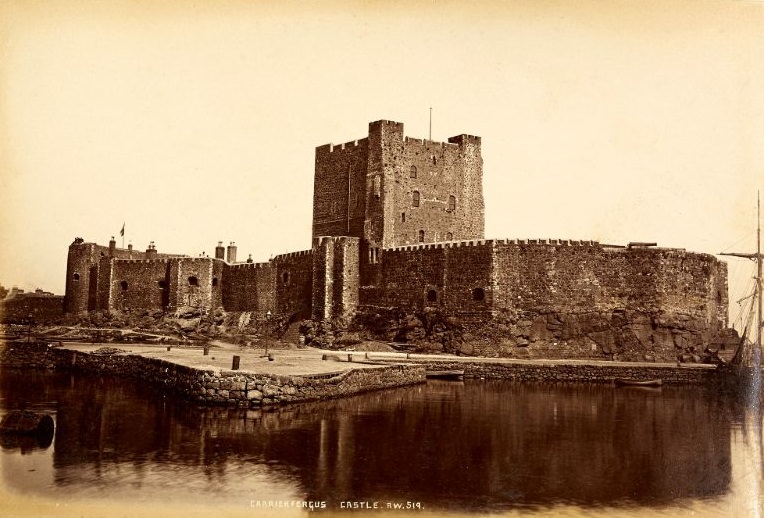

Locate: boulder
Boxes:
[0,411,54,436]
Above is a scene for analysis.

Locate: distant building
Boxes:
[1,287,63,323]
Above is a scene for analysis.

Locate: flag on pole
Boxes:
[120,223,125,237]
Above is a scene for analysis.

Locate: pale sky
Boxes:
[1,0,762,323]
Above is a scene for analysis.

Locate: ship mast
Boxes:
[721,191,763,362]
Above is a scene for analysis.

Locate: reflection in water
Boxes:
[0,368,750,513]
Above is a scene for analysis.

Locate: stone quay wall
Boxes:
[0,342,425,407]
[408,359,717,385]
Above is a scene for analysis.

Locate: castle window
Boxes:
[418,230,425,243]
[282,271,290,285]
[158,280,167,289]
[472,288,485,301]
[73,273,80,282]
[446,232,453,240]
[401,212,406,223]
[412,191,420,207]
[431,155,437,165]
[212,277,218,287]
[410,165,417,179]
[188,276,198,287]
[369,247,380,264]
[120,281,128,291]
[426,289,437,303]
[373,176,381,199]
[448,195,456,212]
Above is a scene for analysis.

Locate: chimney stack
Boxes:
[226,241,237,263]
[215,241,225,260]
[146,241,157,259]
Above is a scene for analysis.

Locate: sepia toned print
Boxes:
[1,1,762,517]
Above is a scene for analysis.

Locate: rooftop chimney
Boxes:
[226,241,237,263]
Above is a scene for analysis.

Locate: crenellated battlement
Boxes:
[316,137,369,155]
[226,261,271,270]
[272,249,313,262]
[174,257,216,263]
[447,134,482,146]
[385,238,602,253]
[369,119,404,131]
[404,136,459,149]
[113,258,172,264]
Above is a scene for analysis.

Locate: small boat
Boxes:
[0,410,54,435]
[426,370,465,380]
[614,378,662,387]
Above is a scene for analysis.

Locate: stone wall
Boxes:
[64,239,183,314]
[312,236,360,322]
[364,241,492,315]
[355,239,727,361]
[0,296,64,324]
[402,359,718,385]
[167,258,216,310]
[108,259,171,310]
[221,262,275,314]
[312,138,369,239]
[394,134,484,245]
[0,343,426,407]
[273,250,314,320]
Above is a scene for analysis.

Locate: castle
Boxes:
[64,120,729,358]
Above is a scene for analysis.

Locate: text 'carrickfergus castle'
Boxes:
[64,120,729,359]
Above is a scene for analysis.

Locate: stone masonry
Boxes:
[63,120,729,361]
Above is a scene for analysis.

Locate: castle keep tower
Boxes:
[312,120,485,251]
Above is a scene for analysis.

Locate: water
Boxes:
[0,369,761,517]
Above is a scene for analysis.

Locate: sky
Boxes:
[1,0,762,324]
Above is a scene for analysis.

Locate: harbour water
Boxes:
[0,369,761,517]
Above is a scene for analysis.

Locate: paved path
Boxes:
[56,340,717,377]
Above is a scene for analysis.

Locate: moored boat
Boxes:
[426,370,465,380]
[614,378,662,387]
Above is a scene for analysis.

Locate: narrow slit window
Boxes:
[410,165,417,178]
[418,230,425,243]
[448,195,456,212]
[412,191,420,207]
